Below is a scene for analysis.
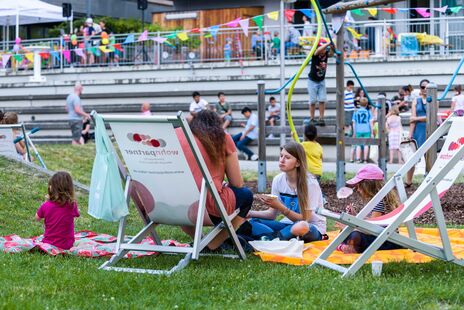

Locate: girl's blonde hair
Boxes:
[390,105,400,116]
[282,141,309,219]
[48,171,75,206]
[357,179,400,213]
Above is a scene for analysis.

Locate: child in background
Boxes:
[224,38,232,62]
[248,142,326,242]
[352,98,373,163]
[344,80,355,136]
[337,164,402,253]
[141,102,151,116]
[386,105,403,164]
[1,112,27,159]
[301,124,323,182]
[451,85,464,113]
[266,96,281,138]
[35,171,80,250]
[271,31,280,57]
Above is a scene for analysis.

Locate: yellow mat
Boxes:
[255,228,464,266]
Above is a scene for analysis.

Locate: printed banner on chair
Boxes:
[0,128,18,159]
[110,122,200,226]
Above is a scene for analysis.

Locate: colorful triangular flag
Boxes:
[332,13,345,34]
[2,54,11,67]
[152,37,167,44]
[209,25,220,38]
[138,30,148,42]
[351,9,364,16]
[284,9,295,22]
[123,34,135,44]
[415,8,431,17]
[252,16,264,31]
[63,50,71,63]
[346,27,363,39]
[166,33,177,39]
[300,9,315,19]
[434,5,448,13]
[75,48,86,58]
[50,51,60,62]
[226,17,241,28]
[267,11,279,21]
[13,54,23,62]
[383,8,398,14]
[450,6,462,13]
[239,19,249,37]
[177,32,188,41]
[25,53,34,62]
[367,8,378,16]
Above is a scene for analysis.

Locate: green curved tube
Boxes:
[286,0,323,142]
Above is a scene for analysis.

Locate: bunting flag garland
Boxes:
[138,30,148,42]
[367,8,378,16]
[1,6,463,64]
[252,15,264,31]
[267,11,279,21]
[415,8,431,18]
[351,8,364,16]
[62,50,71,63]
[346,27,363,39]
[25,53,34,62]
[239,19,249,37]
[300,9,315,18]
[284,9,295,22]
[177,32,189,41]
[2,54,11,67]
[226,17,241,28]
[123,34,135,44]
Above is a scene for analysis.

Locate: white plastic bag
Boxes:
[249,239,305,258]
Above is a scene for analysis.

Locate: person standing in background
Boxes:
[66,83,89,145]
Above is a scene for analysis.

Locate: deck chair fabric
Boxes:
[314,115,464,277]
[0,126,20,159]
[92,112,246,275]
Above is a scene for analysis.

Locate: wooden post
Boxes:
[426,82,438,172]
[335,25,346,190]
[257,81,267,193]
[377,94,387,178]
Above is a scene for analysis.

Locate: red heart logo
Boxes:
[448,141,459,151]
[458,137,464,145]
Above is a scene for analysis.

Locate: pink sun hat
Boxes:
[346,164,384,187]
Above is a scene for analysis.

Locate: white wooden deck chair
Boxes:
[95,112,246,275]
[0,124,31,161]
[313,115,464,277]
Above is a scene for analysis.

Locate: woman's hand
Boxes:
[257,195,281,209]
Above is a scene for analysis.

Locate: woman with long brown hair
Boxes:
[247,141,326,242]
[176,110,253,249]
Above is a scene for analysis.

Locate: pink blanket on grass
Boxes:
[0,230,189,258]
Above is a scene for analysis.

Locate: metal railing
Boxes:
[1,16,463,72]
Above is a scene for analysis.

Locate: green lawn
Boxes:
[0,144,463,309]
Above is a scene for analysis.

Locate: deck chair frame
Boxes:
[94,111,246,275]
[313,115,464,277]
[0,124,32,162]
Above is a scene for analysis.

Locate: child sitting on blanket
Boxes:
[35,171,80,250]
[247,141,327,242]
[337,164,402,254]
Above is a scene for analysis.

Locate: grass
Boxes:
[1,144,464,308]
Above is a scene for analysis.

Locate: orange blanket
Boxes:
[255,228,464,266]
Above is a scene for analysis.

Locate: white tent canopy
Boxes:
[0,0,66,39]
